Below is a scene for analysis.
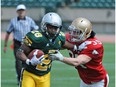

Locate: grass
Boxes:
[1,40,115,87]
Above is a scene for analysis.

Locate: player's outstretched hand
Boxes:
[49,51,64,61]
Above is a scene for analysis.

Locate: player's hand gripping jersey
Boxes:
[65,33,107,84]
[23,30,66,76]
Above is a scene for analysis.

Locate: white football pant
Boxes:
[80,74,109,87]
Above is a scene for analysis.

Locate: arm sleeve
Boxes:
[30,19,39,30]
[23,31,42,49]
[6,20,14,33]
[23,32,33,47]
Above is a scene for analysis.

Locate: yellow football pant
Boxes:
[20,70,50,87]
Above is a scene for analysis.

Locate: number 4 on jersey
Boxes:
[92,50,99,55]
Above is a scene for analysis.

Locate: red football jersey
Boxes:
[65,33,107,84]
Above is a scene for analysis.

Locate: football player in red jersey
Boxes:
[49,17,109,87]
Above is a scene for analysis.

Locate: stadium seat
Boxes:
[1,0,115,8]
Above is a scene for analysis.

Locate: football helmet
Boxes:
[68,17,92,42]
[41,12,62,38]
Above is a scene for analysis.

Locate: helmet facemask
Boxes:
[68,18,92,42]
[41,12,62,39]
[68,25,91,42]
[43,23,61,38]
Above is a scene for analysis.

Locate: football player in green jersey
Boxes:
[16,12,77,87]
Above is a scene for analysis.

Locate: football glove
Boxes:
[26,55,45,66]
[49,51,64,61]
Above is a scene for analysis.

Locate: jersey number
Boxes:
[31,31,42,37]
[36,59,51,71]
[92,40,102,45]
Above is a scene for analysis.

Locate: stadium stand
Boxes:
[70,0,115,8]
[1,0,64,7]
[1,0,115,8]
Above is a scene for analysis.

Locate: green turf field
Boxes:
[1,40,115,87]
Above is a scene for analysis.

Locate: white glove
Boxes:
[49,51,64,61]
[26,55,44,66]
[30,55,44,66]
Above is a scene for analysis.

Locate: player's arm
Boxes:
[16,44,32,65]
[62,41,75,49]
[16,43,44,66]
[62,55,91,67]
[49,51,91,67]
[16,43,32,62]
[60,32,79,51]
[62,32,77,50]
[16,44,31,61]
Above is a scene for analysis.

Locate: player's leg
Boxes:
[20,70,35,87]
[35,72,50,87]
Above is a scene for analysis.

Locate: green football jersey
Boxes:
[23,30,66,76]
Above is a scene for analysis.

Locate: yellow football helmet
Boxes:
[68,17,92,42]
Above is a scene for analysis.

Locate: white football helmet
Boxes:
[41,12,62,38]
[68,17,92,42]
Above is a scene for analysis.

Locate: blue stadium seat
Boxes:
[70,0,114,8]
[1,0,115,8]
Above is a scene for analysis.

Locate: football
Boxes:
[28,49,44,59]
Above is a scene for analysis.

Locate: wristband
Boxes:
[26,59,30,65]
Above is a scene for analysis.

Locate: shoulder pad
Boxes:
[23,35,32,46]
[30,30,43,38]
[59,32,65,36]
[23,31,43,46]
